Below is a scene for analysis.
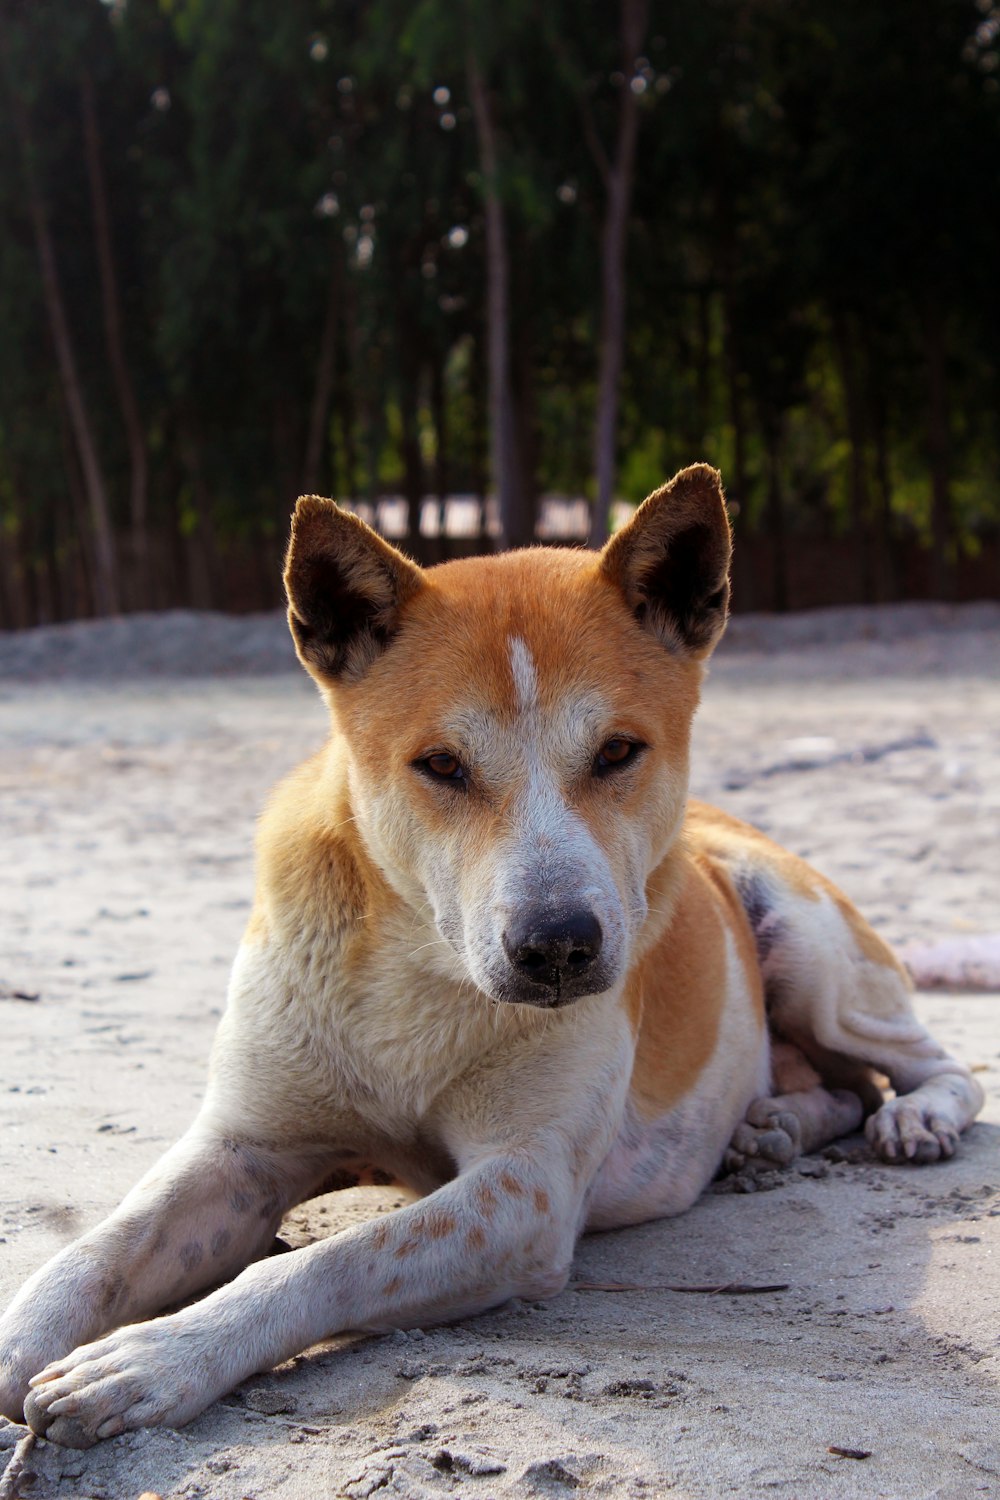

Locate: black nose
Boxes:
[502,911,604,990]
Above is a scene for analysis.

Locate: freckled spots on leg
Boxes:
[230,1191,252,1215]
[498,1172,525,1197]
[572,1137,593,1181]
[425,1212,456,1240]
[372,1221,390,1250]
[475,1183,498,1218]
[179,1240,203,1273]
[394,1237,421,1258]
[533,1188,551,1215]
[210,1228,232,1258]
[383,1276,403,1295]
[466,1225,487,1251]
[99,1277,125,1314]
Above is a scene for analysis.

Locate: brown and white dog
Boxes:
[0,465,983,1448]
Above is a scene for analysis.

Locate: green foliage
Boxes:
[0,0,998,621]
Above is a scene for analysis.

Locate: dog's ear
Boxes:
[284,497,425,681]
[599,464,731,657]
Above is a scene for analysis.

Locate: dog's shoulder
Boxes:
[624,838,765,1119]
[251,738,372,946]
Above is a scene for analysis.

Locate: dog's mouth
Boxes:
[492,980,613,1009]
[486,957,621,1010]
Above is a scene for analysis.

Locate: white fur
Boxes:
[508,635,538,712]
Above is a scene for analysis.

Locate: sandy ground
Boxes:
[1,604,999,1500]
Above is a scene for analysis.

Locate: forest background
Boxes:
[1,0,999,627]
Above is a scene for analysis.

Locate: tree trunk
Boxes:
[179,427,216,610]
[923,299,955,600]
[470,328,490,542]
[589,0,649,547]
[864,328,898,601]
[512,299,539,534]
[467,45,530,548]
[831,305,874,604]
[58,389,95,617]
[722,285,753,610]
[695,286,712,448]
[397,311,425,550]
[0,472,29,628]
[302,255,341,494]
[341,281,360,502]
[80,68,148,599]
[430,352,449,557]
[1,40,120,614]
[763,415,788,612]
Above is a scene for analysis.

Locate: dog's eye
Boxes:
[595,738,643,776]
[422,752,466,783]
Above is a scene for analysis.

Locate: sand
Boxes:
[1,603,999,1499]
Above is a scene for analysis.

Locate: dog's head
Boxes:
[285,465,731,1008]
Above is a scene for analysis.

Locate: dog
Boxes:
[0,464,983,1449]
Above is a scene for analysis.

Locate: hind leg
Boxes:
[744,868,982,1164]
[725,1041,866,1171]
[687,805,984,1165]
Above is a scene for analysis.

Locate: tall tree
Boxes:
[0,14,120,614]
[79,66,148,593]
[466,39,529,547]
[590,0,649,545]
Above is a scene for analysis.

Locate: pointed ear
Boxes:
[600,464,732,657]
[284,497,425,681]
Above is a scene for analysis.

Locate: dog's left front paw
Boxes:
[23,1322,215,1449]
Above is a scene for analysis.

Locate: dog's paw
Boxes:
[724,1100,803,1174]
[865,1097,959,1164]
[23,1322,213,1448]
[0,1338,50,1426]
[0,1352,30,1426]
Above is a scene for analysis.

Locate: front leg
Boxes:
[24,1151,581,1448]
[0,1123,327,1427]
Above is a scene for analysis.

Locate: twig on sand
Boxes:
[724,732,936,791]
[0,985,40,1003]
[828,1445,872,1461]
[0,1434,36,1500]
[570,1280,790,1295]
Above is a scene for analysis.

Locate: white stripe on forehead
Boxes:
[508,636,539,712]
[444,636,610,777]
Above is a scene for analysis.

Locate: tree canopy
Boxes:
[1,0,998,624]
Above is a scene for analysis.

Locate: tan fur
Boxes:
[626,857,736,1121]
[0,465,983,1450]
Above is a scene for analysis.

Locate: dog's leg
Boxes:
[725,1040,865,1171]
[0,1124,327,1427]
[725,1088,865,1170]
[745,877,983,1164]
[21,1152,579,1448]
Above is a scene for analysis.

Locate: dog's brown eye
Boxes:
[424,752,464,782]
[595,738,643,776]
